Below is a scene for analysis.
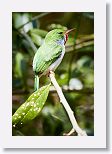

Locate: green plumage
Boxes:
[33,43,63,75]
[33,29,66,91]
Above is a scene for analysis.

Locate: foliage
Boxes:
[12,84,50,129]
[12,12,94,136]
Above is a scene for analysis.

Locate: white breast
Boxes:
[49,49,65,71]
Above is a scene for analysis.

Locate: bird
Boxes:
[33,28,75,91]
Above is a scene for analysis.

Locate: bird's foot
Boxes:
[50,70,55,75]
[48,70,55,77]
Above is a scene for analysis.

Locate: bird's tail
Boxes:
[34,75,39,91]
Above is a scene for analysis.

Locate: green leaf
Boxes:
[29,29,47,37]
[12,84,51,129]
[30,33,43,46]
[14,52,24,78]
[29,29,48,46]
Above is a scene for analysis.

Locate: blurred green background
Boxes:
[12,12,94,136]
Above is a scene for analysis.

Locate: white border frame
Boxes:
[0,0,106,148]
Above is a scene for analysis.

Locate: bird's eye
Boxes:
[58,32,63,34]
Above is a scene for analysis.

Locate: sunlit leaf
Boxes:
[47,24,67,31]
[30,33,43,46]
[29,29,47,37]
[29,29,48,46]
[12,84,51,129]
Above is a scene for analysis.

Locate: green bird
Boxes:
[33,28,75,91]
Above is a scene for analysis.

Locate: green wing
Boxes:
[33,43,63,75]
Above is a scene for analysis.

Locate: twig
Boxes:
[21,30,37,53]
[49,71,87,136]
[18,12,51,29]
[12,26,37,53]
[63,128,75,136]
[66,40,94,53]
[76,34,94,44]
[75,40,94,50]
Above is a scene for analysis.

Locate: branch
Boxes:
[21,30,37,53]
[12,26,37,53]
[76,34,94,44]
[49,71,87,136]
[12,87,93,95]
[65,34,94,53]
[18,12,51,29]
[63,128,75,136]
[66,40,94,53]
[50,86,94,94]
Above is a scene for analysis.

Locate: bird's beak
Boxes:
[64,28,76,35]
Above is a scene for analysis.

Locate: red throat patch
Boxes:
[64,34,68,44]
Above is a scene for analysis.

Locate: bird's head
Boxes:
[45,28,75,45]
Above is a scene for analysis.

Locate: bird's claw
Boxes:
[48,70,55,77]
[50,70,55,75]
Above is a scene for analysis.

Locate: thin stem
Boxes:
[49,71,87,136]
